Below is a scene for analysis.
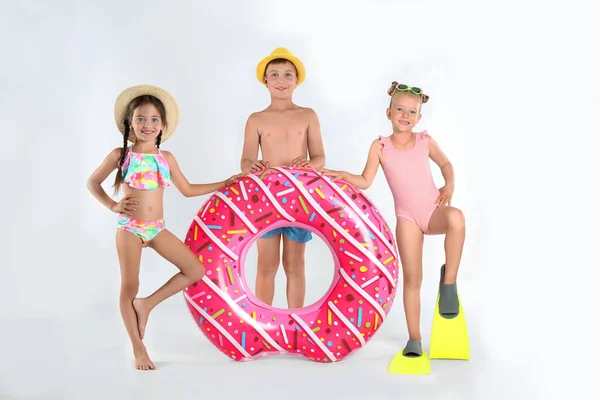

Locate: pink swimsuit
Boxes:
[379,131,440,234]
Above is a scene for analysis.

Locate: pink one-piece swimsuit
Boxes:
[379,131,440,234]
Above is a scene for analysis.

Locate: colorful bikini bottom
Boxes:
[117,215,166,247]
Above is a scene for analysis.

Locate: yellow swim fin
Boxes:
[429,265,470,360]
[388,340,431,375]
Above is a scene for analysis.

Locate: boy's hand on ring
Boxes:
[291,157,312,169]
[249,160,269,173]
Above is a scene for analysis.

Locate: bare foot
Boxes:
[134,346,156,370]
[132,298,150,340]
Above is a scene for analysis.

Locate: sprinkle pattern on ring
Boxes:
[183,166,399,362]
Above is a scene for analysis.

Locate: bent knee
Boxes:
[187,261,206,282]
[448,208,465,230]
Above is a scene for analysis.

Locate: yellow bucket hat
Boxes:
[114,84,180,143]
[256,47,306,85]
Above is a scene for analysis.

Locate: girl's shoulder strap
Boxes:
[378,135,391,145]
[417,130,431,140]
[156,148,170,159]
[377,135,390,154]
[415,131,433,153]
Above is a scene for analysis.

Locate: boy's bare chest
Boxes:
[258,121,308,140]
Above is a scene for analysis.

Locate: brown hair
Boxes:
[263,58,298,81]
[112,95,167,194]
[387,81,430,107]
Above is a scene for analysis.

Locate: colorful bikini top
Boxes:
[121,145,171,190]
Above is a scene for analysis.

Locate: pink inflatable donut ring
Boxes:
[182,166,400,363]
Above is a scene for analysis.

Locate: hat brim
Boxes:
[114,85,180,144]
[256,53,306,85]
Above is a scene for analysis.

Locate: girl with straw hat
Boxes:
[87,84,241,370]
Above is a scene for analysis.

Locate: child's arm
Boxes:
[321,139,381,190]
[240,113,269,174]
[164,151,241,197]
[304,109,326,169]
[86,148,137,215]
[427,135,455,206]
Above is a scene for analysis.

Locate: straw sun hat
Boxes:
[114,84,180,143]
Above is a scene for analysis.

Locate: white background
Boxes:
[1,0,598,399]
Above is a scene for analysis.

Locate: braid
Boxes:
[113,123,130,194]
[155,130,163,148]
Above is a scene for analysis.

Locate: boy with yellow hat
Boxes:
[240,47,327,309]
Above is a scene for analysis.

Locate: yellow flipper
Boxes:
[429,293,470,360]
[388,347,431,375]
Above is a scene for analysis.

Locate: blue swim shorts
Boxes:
[260,227,313,243]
